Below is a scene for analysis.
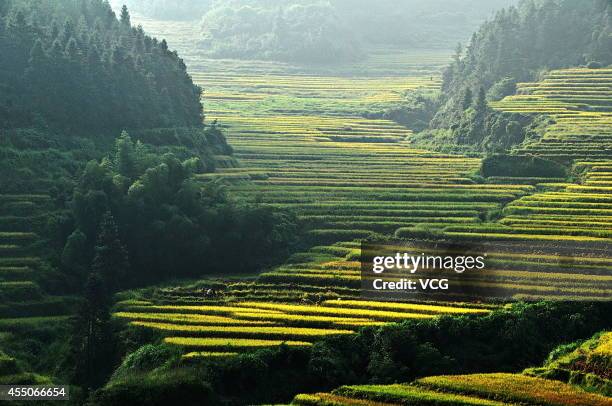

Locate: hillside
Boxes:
[427,0,611,152]
[0,1,610,404]
[80,13,612,404]
[0,0,248,394]
[196,0,518,64]
[293,330,612,405]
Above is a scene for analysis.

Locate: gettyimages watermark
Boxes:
[360,240,612,302]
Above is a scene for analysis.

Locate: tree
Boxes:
[115,131,138,180]
[461,88,473,111]
[91,212,130,290]
[61,229,89,285]
[475,87,487,115]
[120,5,131,26]
[69,271,115,392]
[0,0,203,132]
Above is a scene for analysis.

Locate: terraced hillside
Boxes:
[114,297,489,359]
[196,54,538,242]
[0,195,75,383]
[293,374,611,406]
[491,68,612,160]
[261,240,611,301]
[115,16,612,359]
[294,330,612,405]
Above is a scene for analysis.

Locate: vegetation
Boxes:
[417,373,610,406]
[94,301,610,404]
[62,131,298,290]
[0,0,202,132]
[196,0,518,64]
[293,330,612,405]
[433,0,611,129]
[525,331,612,395]
[481,155,567,178]
[1,1,611,404]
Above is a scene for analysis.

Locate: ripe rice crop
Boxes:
[114,312,276,326]
[331,384,508,406]
[130,321,353,339]
[234,302,436,321]
[182,352,238,359]
[417,373,611,406]
[321,300,490,315]
[292,392,392,405]
[163,337,312,350]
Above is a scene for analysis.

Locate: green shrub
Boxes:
[111,344,181,381]
[481,154,567,178]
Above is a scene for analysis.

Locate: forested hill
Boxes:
[432,0,612,128]
[0,0,202,133]
[113,0,518,64]
[197,0,518,63]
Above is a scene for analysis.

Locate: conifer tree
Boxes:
[69,271,114,392]
[91,212,130,291]
[120,5,130,26]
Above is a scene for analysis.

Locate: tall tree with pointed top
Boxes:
[92,211,130,291]
[120,5,130,26]
[68,271,114,392]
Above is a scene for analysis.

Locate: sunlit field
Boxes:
[117,16,612,359]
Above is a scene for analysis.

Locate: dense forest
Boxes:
[0,0,298,290]
[420,0,612,152]
[0,0,202,132]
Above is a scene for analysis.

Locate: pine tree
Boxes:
[61,19,75,45]
[120,5,130,26]
[28,39,47,67]
[65,37,80,61]
[92,212,130,291]
[69,271,114,391]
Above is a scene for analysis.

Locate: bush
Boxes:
[487,77,517,102]
[481,154,567,178]
[587,61,603,69]
[111,344,181,381]
[93,368,215,406]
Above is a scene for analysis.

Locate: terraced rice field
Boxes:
[293,373,612,405]
[127,17,611,358]
[114,298,489,358]
[434,162,612,292]
[260,241,612,301]
[491,68,612,160]
[0,195,58,315]
[193,58,541,240]
[0,195,76,383]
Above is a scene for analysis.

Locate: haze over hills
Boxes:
[0,0,610,404]
[112,0,519,63]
